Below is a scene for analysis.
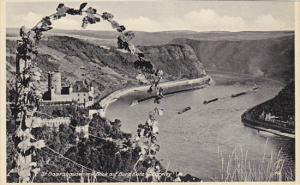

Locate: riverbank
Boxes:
[99,75,212,116]
[241,80,294,139]
[105,75,295,180]
[241,107,295,139]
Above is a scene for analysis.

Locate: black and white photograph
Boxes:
[2,0,298,183]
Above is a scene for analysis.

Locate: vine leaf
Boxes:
[102,12,114,20]
[110,20,119,29]
[82,7,100,28]
[117,25,126,32]
[79,2,88,11]
[19,26,26,37]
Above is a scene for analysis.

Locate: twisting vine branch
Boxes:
[9,2,165,182]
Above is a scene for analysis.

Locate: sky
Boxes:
[6,0,295,32]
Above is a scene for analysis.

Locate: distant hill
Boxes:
[6,34,206,100]
[172,35,294,82]
[6,29,294,99]
[6,28,294,46]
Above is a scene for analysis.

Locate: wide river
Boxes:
[106,73,295,181]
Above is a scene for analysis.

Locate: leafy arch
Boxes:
[10,2,165,183]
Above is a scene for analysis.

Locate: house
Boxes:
[265,113,279,122]
[88,108,105,119]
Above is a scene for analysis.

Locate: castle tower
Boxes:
[89,81,94,94]
[48,71,61,95]
[88,81,95,99]
[47,72,52,92]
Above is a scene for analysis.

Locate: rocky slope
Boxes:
[6,30,294,100]
[172,35,294,82]
[6,35,206,100]
[254,80,295,121]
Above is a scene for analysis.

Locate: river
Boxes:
[106,73,295,181]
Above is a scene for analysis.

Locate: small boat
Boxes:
[203,98,218,104]
[178,106,191,114]
[231,91,247,98]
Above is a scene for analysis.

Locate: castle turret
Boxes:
[90,86,95,94]
[50,88,55,100]
[48,71,61,95]
[89,81,95,95]
[88,83,95,100]
[47,72,52,92]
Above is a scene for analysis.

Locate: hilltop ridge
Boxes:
[6,34,206,99]
[6,30,294,99]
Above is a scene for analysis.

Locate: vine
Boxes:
[9,2,165,182]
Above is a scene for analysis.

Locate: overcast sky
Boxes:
[6,0,295,32]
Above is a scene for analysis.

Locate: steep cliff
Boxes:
[6,35,206,99]
[6,30,294,99]
[138,44,205,78]
[172,35,294,82]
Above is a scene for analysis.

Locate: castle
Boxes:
[44,71,95,107]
